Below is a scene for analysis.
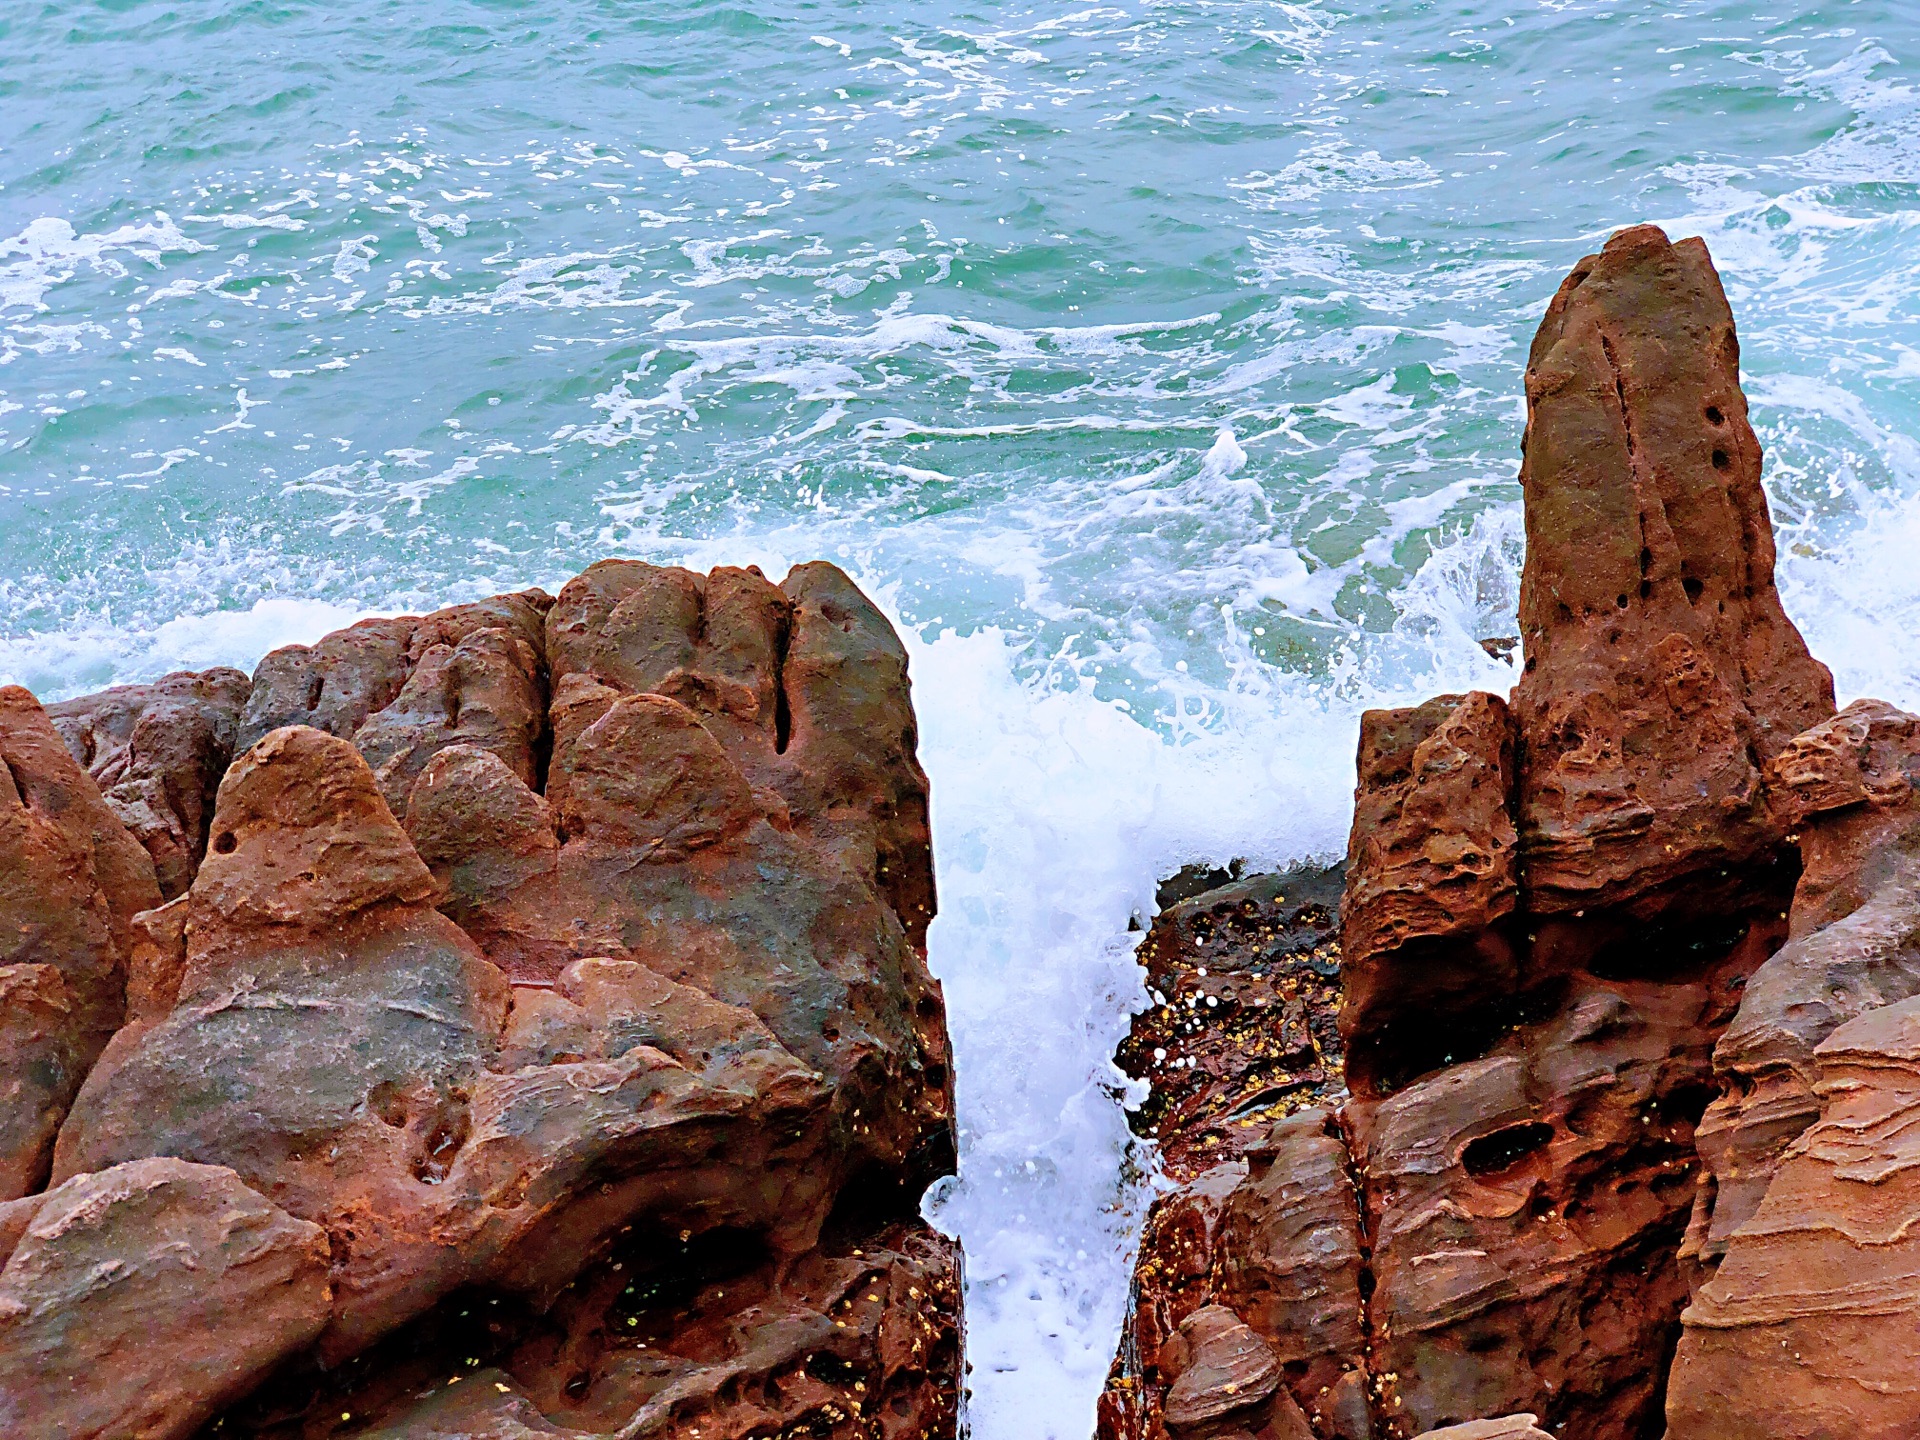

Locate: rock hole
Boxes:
[1615,594,1628,609]
[925,1063,949,1090]
[1461,1121,1554,1178]
[1705,404,1724,425]
[368,1080,409,1128]
[212,830,238,855]
[1639,545,1653,575]
[1639,580,1652,599]
[565,1374,592,1399]
[1683,576,1704,603]
[1711,448,1731,471]
[916,995,941,1019]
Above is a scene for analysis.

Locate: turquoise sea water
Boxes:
[4,4,1918,1434]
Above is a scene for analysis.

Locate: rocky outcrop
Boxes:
[1509,223,1832,914]
[48,666,251,900]
[1679,701,1920,1277]
[0,687,162,1200]
[0,562,959,1440]
[1107,225,1850,1440]
[0,1158,330,1440]
[1666,996,1920,1439]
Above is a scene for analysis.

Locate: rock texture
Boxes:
[0,686,162,1201]
[1106,224,1871,1440]
[48,667,252,901]
[0,1158,329,1440]
[0,562,958,1440]
[1509,223,1832,914]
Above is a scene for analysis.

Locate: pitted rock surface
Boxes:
[0,562,959,1440]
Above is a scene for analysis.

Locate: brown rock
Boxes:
[1666,995,1920,1439]
[0,1157,329,1440]
[236,590,553,812]
[1681,701,1920,1276]
[352,625,545,819]
[1510,224,1832,914]
[1162,1306,1285,1428]
[1101,1110,1369,1440]
[15,560,954,1438]
[1347,950,1767,1440]
[47,666,252,899]
[0,686,160,1199]
[53,725,831,1359]
[1340,693,1520,1093]
[543,560,936,948]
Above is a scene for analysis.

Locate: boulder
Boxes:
[1413,1421,1552,1440]
[47,666,251,899]
[0,1157,329,1440]
[7,560,956,1438]
[52,725,831,1359]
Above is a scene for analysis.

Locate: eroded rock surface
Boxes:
[1108,225,1856,1440]
[0,1157,330,1440]
[0,562,959,1440]
[0,686,161,1200]
[48,666,252,900]
[1666,996,1920,1439]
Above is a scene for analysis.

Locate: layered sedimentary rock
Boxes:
[0,562,959,1440]
[1680,700,1920,1277]
[1666,996,1920,1439]
[1107,225,1848,1440]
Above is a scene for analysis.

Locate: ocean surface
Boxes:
[4,2,1918,1433]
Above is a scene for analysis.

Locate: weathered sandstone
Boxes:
[1107,224,1853,1440]
[0,561,958,1440]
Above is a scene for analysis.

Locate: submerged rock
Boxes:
[0,562,959,1440]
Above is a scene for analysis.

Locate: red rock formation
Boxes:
[1108,225,1841,1440]
[0,687,161,1200]
[48,666,251,900]
[1680,700,1920,1277]
[1339,692,1519,1093]
[0,563,958,1440]
[1510,224,1832,915]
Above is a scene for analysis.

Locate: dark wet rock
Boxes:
[1116,866,1345,1179]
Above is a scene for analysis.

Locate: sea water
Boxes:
[3,2,1917,1433]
